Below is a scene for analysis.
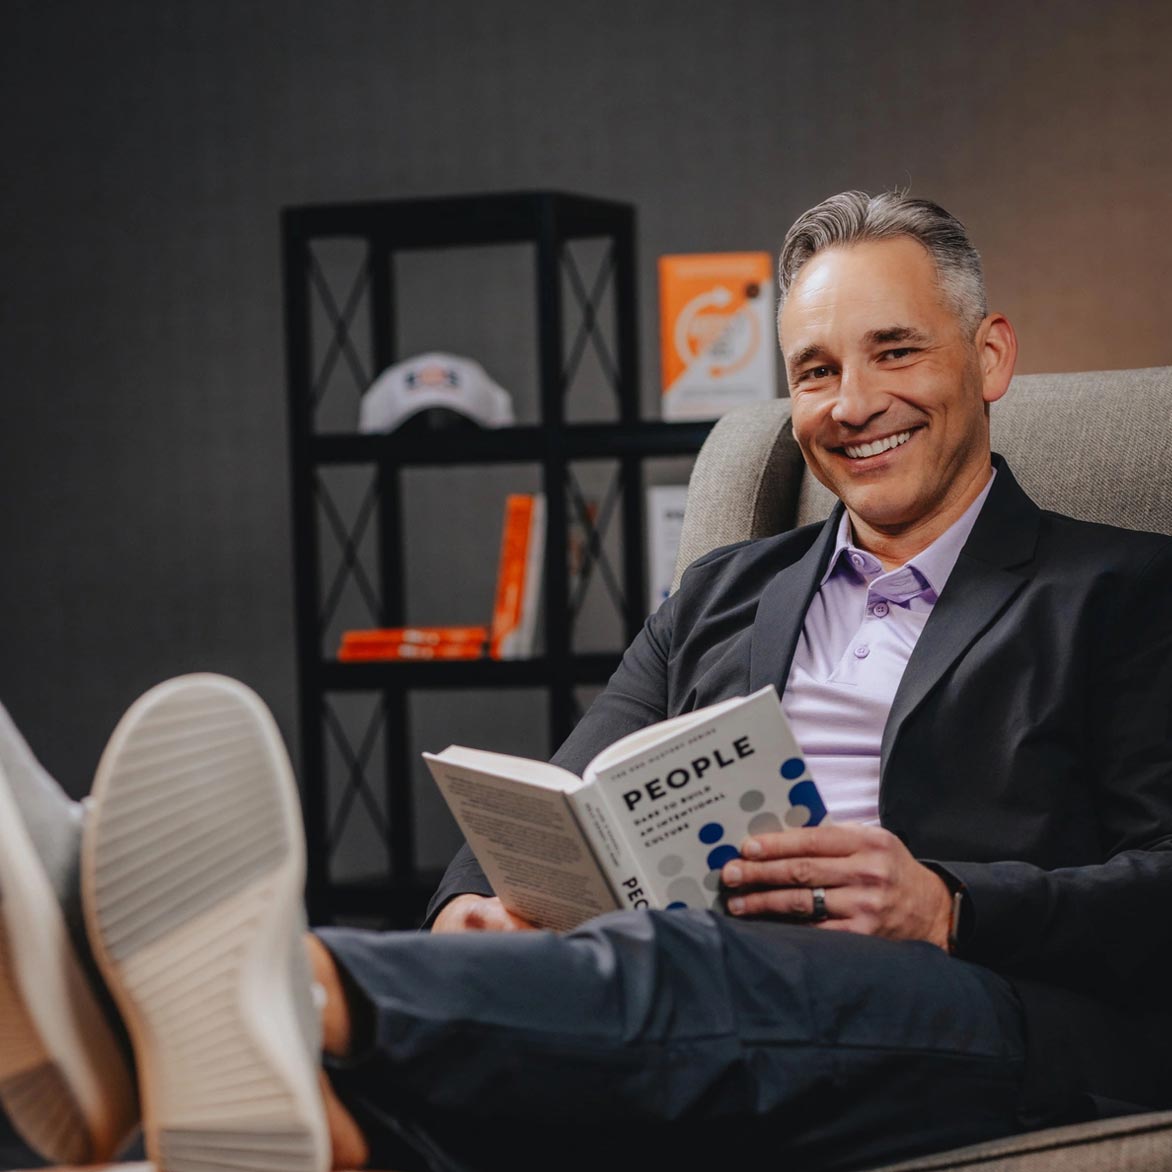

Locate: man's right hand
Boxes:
[431,893,537,933]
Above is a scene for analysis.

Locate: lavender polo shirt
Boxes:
[781,470,996,825]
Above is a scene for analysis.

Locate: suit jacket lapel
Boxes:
[749,506,843,693]
[880,458,1041,772]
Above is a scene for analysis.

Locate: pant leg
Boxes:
[318,909,1026,1172]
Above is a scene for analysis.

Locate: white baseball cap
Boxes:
[358,352,515,433]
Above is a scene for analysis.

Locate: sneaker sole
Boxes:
[82,674,329,1172]
[0,761,137,1164]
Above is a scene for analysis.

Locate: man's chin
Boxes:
[838,492,923,537]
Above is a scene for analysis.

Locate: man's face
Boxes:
[780,237,1008,548]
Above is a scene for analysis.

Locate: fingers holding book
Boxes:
[720,823,953,949]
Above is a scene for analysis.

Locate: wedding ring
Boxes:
[810,886,828,922]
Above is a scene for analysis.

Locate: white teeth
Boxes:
[844,430,913,459]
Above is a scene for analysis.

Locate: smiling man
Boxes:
[425,193,1172,1161]
[2,193,1170,1172]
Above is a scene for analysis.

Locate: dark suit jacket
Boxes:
[429,457,1172,1118]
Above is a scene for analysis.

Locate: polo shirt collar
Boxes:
[820,467,998,601]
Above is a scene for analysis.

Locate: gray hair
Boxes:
[778,190,988,337]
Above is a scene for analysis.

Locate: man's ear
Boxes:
[976,313,1017,405]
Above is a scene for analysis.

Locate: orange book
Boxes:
[659,252,776,420]
[489,493,546,660]
[338,641,485,662]
[340,626,488,647]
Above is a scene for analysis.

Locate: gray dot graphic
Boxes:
[784,805,812,828]
[739,789,765,812]
[703,869,722,892]
[748,812,783,835]
[666,877,706,907]
[658,854,684,877]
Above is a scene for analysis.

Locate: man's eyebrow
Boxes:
[866,325,931,346]
[786,343,830,372]
[786,326,932,373]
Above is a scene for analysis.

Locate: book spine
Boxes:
[337,642,485,662]
[489,493,545,660]
[340,625,489,646]
[567,785,661,914]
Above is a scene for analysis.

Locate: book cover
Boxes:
[423,686,828,930]
[659,252,777,420]
[489,493,546,660]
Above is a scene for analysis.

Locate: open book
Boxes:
[423,686,828,931]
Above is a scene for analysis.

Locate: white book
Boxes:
[646,484,689,613]
[424,686,828,931]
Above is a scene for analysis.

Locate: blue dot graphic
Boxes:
[706,844,740,870]
[780,757,806,780]
[698,822,724,844]
[666,901,689,910]
[787,780,828,826]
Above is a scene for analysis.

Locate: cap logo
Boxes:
[405,363,461,391]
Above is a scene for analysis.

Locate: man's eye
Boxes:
[881,348,917,361]
[797,365,834,383]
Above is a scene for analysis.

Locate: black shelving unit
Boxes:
[283,191,713,927]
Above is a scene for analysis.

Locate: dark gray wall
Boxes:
[2,1,1170,850]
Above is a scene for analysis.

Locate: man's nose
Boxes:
[830,364,888,428]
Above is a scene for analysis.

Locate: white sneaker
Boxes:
[82,674,330,1172]
[0,702,138,1163]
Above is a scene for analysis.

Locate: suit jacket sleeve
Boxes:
[422,590,681,927]
[936,540,1172,996]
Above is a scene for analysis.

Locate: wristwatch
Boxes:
[946,887,966,956]
[922,862,968,955]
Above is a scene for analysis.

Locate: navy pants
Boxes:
[318,910,1027,1172]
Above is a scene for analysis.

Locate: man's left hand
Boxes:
[720,824,952,949]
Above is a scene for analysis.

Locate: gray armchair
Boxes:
[671,366,1172,1172]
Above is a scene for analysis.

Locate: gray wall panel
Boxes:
[1,1,1169,857]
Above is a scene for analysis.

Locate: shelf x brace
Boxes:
[566,466,626,626]
[316,473,383,633]
[561,243,620,408]
[308,247,371,412]
[323,697,390,854]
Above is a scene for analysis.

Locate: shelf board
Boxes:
[319,652,622,691]
[311,420,715,466]
[283,190,633,248]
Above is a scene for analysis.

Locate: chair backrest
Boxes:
[672,366,1172,590]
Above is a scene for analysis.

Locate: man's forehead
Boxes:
[778,238,947,353]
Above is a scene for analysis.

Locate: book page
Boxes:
[584,691,748,780]
[431,745,579,791]
[423,751,620,931]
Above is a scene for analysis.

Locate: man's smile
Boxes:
[839,428,918,460]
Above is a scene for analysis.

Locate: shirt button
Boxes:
[871,601,890,618]
[853,644,870,659]
[849,552,866,570]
